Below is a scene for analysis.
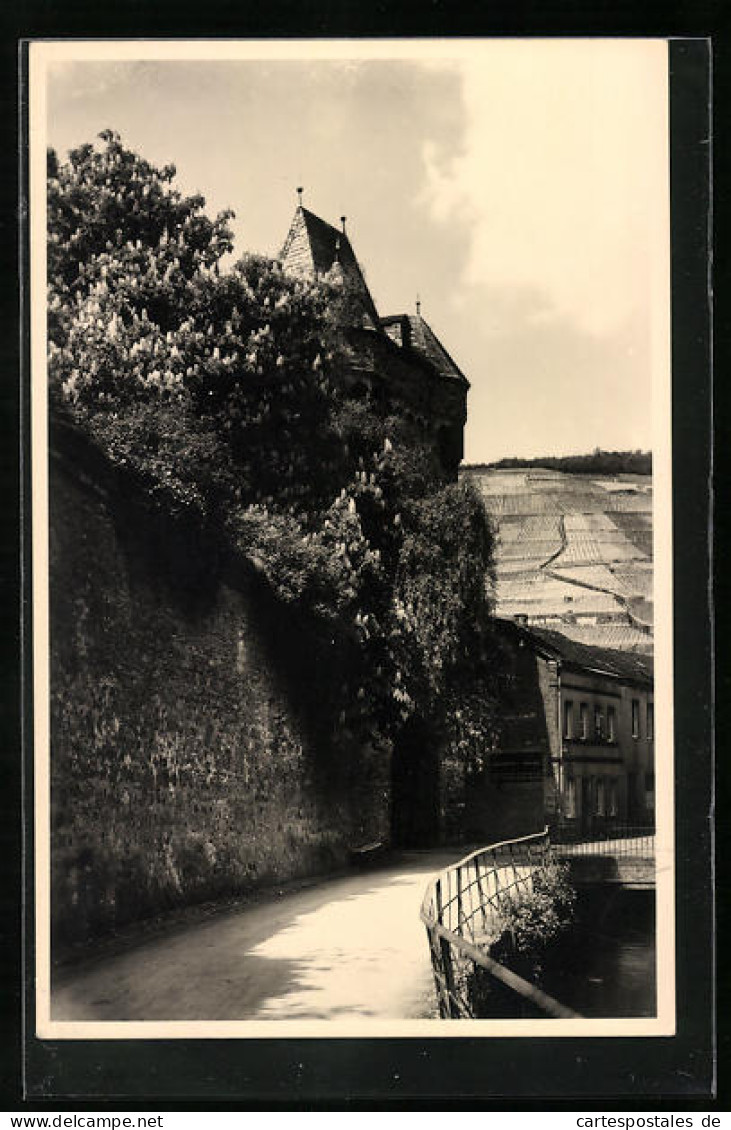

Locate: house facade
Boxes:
[461,619,655,842]
[279,197,469,479]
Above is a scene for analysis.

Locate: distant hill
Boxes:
[466,450,652,477]
[460,465,653,654]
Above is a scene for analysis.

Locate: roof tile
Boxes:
[381,313,468,384]
[280,206,380,327]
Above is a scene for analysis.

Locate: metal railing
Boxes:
[551,821,655,858]
[420,828,580,1020]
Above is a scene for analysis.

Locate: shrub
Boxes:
[462,858,577,1017]
[492,858,576,976]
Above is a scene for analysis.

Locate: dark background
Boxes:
[1,7,721,1109]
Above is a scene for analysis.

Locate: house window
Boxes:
[607,705,616,742]
[563,699,574,740]
[594,704,604,740]
[580,703,589,740]
[596,778,606,817]
[632,698,640,738]
[647,701,654,740]
[565,776,577,819]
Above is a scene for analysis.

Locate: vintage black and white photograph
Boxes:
[31,38,674,1038]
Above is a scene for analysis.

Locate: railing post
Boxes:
[440,934,460,1017]
[456,864,465,936]
[435,879,456,1017]
[510,840,521,893]
[474,855,488,936]
[426,924,449,1019]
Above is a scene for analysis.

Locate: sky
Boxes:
[42,41,669,463]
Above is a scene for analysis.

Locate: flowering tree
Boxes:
[48,130,498,773]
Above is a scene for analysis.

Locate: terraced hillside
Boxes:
[461,467,653,654]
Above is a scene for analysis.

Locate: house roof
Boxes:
[279,205,380,327]
[381,313,469,385]
[495,618,654,686]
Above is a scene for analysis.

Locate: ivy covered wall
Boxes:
[49,442,390,948]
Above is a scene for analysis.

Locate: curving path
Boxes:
[52,848,468,1023]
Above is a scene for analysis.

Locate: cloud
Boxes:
[43,46,668,462]
[420,41,668,339]
[456,282,654,460]
[48,60,133,106]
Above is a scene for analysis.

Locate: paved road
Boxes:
[52,848,467,1023]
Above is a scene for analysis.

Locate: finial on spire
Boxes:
[296,186,304,205]
[416,293,422,317]
[340,215,347,233]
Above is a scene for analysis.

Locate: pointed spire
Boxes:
[416,293,422,317]
[340,215,347,233]
[296,186,304,207]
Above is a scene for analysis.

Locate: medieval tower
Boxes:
[279,194,469,480]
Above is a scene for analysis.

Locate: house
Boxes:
[279,194,469,479]
[461,619,655,842]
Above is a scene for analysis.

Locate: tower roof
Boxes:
[380,312,469,386]
[279,204,380,327]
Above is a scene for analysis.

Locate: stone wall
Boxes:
[49,433,390,947]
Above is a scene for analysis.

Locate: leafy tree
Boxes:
[467,450,652,476]
[48,129,233,295]
[48,130,498,778]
